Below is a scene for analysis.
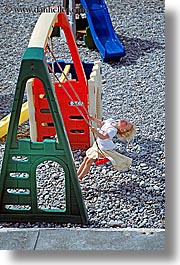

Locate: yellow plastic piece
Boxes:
[0,101,29,138]
[59,64,71,82]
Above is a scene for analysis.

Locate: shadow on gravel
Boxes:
[0,93,27,119]
[109,35,164,67]
[0,93,14,119]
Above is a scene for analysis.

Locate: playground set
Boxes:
[64,0,125,61]
[0,1,125,224]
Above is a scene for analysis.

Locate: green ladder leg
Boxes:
[0,47,88,224]
[84,26,96,49]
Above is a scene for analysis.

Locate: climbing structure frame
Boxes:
[0,12,88,224]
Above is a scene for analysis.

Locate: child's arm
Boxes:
[89,115,104,127]
[90,126,109,140]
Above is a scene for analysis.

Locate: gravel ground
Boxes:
[0,0,165,229]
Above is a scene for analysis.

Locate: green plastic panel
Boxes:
[0,47,88,224]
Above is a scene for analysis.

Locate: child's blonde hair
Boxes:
[116,124,136,142]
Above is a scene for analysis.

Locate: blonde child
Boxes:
[77,115,136,180]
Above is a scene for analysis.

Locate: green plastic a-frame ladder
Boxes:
[0,47,88,224]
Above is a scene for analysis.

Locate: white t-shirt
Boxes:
[97,119,117,150]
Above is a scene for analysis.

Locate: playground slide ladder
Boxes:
[0,64,71,139]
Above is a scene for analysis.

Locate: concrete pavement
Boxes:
[0,228,165,250]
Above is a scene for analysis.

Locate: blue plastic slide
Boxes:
[80,0,125,62]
